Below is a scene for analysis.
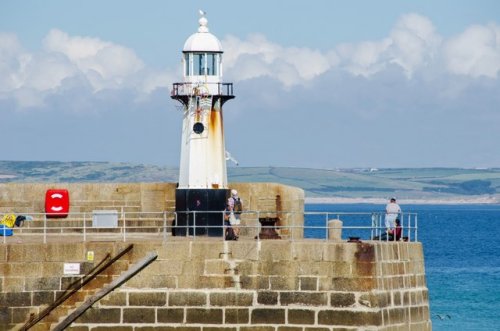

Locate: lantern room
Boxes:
[182,14,223,86]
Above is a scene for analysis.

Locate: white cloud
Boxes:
[0,33,63,107]
[0,32,24,92]
[389,14,441,75]
[43,29,145,90]
[222,14,442,82]
[336,14,441,78]
[141,71,173,94]
[443,24,500,78]
[336,39,392,76]
[1,14,499,111]
[0,29,172,108]
[283,47,330,80]
[226,54,271,81]
[223,14,500,84]
[222,34,331,86]
[18,53,77,91]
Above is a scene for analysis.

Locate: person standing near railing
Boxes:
[385,197,401,232]
[391,219,402,241]
[227,189,243,239]
[378,218,402,241]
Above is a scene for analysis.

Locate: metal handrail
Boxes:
[1,210,418,243]
[20,244,133,330]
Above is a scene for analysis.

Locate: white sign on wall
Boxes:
[63,263,80,275]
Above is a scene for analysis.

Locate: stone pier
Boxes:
[0,240,431,330]
[0,182,431,330]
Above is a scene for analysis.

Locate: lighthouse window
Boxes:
[207,54,217,75]
[184,53,191,76]
[189,53,218,76]
[194,53,206,75]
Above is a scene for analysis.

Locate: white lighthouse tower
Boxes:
[171,11,234,236]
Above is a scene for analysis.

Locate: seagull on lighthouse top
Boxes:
[198,10,209,33]
[183,10,222,52]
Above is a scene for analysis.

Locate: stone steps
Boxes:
[17,246,134,330]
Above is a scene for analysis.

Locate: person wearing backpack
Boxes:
[227,189,243,238]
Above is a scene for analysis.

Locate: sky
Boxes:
[1,0,500,169]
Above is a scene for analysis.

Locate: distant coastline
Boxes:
[2,162,500,203]
[306,196,500,205]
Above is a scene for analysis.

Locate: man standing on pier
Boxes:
[385,197,401,231]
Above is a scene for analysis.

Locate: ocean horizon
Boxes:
[305,203,500,331]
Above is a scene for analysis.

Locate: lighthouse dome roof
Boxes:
[183,14,223,53]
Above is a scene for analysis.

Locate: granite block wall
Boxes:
[0,240,431,330]
[0,182,305,239]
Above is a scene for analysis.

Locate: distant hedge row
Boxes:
[423,180,496,195]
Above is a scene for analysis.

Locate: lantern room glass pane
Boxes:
[184,54,190,76]
[193,53,205,75]
[207,54,217,76]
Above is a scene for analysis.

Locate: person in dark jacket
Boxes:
[376,218,402,241]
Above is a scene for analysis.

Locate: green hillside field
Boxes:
[1,161,499,203]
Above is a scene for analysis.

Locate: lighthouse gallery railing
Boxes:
[171,82,233,97]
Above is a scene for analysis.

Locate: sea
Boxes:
[305,203,500,331]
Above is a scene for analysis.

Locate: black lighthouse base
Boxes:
[174,188,229,237]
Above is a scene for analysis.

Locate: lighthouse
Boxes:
[171,11,234,236]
